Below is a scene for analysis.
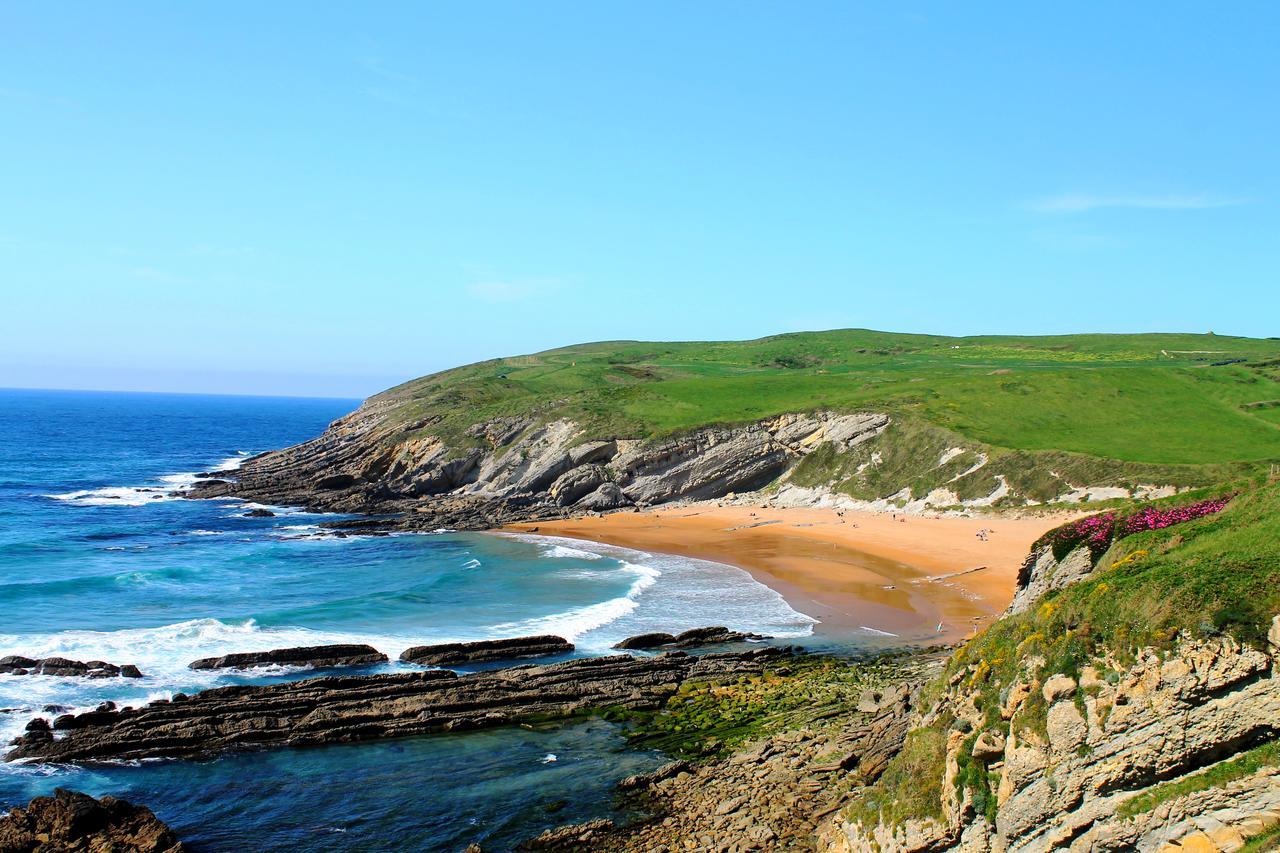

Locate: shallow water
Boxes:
[0,389,815,848]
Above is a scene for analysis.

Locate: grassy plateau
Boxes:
[375,329,1280,472]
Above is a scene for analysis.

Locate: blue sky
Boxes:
[2,3,1276,398]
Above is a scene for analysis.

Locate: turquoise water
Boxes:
[0,389,814,849]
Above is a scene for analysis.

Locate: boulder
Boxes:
[972,730,1006,761]
[548,465,608,507]
[243,508,276,517]
[577,483,632,511]
[188,644,388,671]
[0,788,184,852]
[1042,673,1077,702]
[400,635,573,667]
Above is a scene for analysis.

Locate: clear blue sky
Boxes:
[2,3,1276,398]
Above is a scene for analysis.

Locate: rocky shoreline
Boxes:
[6,647,791,763]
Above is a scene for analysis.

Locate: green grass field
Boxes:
[377,329,1280,470]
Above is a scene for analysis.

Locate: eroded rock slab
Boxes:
[7,649,785,764]
[188,644,388,671]
[399,635,573,667]
[613,627,763,651]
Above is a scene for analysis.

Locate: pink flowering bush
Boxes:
[1040,513,1118,560]
[1033,494,1236,562]
[1117,494,1236,537]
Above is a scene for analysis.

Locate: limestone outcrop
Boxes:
[832,631,1280,852]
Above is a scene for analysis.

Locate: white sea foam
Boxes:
[500,534,817,651]
[0,617,429,748]
[46,486,174,507]
[45,451,254,508]
[859,625,899,637]
[540,544,604,561]
[490,561,661,642]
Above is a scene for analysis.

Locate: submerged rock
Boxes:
[8,648,786,763]
[0,655,143,679]
[0,788,185,852]
[399,635,573,667]
[188,644,389,671]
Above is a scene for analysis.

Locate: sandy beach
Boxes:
[508,505,1074,644]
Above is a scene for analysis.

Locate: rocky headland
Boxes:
[188,409,896,528]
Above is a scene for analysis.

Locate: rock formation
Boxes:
[186,410,891,527]
[398,635,573,666]
[613,627,764,650]
[7,649,785,764]
[188,643,388,671]
[0,788,185,852]
[0,656,142,678]
[833,632,1280,852]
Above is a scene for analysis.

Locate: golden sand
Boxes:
[507,504,1073,642]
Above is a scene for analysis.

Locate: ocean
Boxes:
[0,388,814,849]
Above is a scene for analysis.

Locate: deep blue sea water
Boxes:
[0,389,814,850]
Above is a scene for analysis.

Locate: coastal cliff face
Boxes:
[192,406,895,522]
[191,400,1188,525]
[830,628,1280,852]
[827,490,1280,853]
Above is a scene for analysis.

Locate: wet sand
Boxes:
[507,505,1073,644]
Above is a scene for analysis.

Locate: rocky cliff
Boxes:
[189,399,1191,526]
[190,407,894,524]
[827,490,1280,853]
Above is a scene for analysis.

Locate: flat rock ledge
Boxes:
[0,788,185,852]
[0,656,142,679]
[188,643,388,671]
[613,627,765,651]
[399,635,574,666]
[7,648,786,764]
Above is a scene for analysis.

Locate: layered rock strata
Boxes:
[188,643,388,671]
[187,411,891,527]
[613,627,764,651]
[398,635,573,666]
[833,629,1280,851]
[7,649,785,764]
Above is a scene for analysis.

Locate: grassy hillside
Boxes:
[376,330,1280,472]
